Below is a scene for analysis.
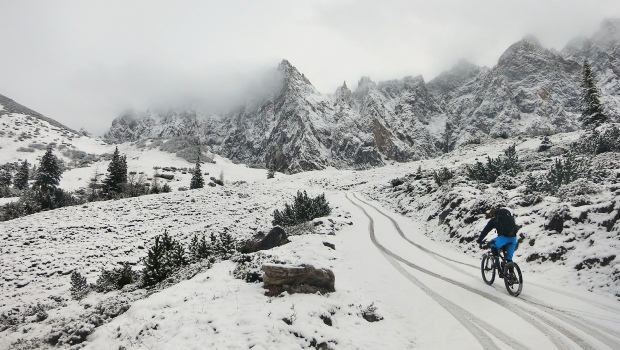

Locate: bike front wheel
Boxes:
[504,262,523,297]
[481,254,495,285]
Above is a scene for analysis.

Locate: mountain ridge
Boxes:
[0,94,79,135]
[97,19,620,173]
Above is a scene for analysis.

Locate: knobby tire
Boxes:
[504,262,523,297]
[481,255,495,285]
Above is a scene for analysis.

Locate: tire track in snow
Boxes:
[352,193,620,349]
[348,193,595,350]
[346,194,525,350]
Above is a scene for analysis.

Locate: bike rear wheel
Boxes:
[481,254,495,285]
[504,262,523,297]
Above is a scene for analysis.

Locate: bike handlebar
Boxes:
[478,240,488,249]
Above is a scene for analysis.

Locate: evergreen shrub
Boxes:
[142,231,188,287]
[161,183,172,193]
[433,167,454,186]
[494,174,519,190]
[188,234,213,263]
[272,191,331,227]
[190,161,204,189]
[574,124,620,155]
[0,188,81,221]
[466,144,521,183]
[390,177,404,187]
[70,271,90,300]
[93,263,139,293]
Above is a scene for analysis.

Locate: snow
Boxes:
[0,197,18,206]
[1,113,620,349]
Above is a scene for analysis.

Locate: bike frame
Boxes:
[480,244,523,296]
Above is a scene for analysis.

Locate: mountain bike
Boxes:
[480,241,523,296]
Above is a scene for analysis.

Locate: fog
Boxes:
[0,1,618,135]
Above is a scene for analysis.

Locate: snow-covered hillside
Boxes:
[1,106,269,199]
[2,121,620,348]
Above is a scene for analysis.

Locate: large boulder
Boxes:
[262,264,335,296]
[239,226,290,253]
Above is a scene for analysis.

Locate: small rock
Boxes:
[15,280,30,288]
[323,242,335,250]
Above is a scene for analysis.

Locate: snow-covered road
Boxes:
[341,192,620,349]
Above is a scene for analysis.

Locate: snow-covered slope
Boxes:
[2,122,620,348]
[1,101,268,198]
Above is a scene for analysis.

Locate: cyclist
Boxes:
[476,208,518,277]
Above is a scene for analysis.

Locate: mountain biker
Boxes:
[476,208,518,276]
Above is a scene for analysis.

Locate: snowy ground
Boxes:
[1,111,620,349]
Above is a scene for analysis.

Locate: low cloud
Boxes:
[0,1,617,135]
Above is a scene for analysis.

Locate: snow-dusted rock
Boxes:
[262,263,335,296]
[239,226,290,253]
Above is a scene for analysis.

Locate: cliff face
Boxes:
[105,60,443,173]
[105,20,620,173]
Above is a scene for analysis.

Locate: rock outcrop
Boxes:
[238,226,290,253]
[262,264,335,296]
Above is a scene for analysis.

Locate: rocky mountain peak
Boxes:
[401,75,426,91]
[451,59,479,74]
[354,76,376,96]
[334,81,352,105]
[563,36,590,54]
[522,34,542,47]
[498,35,544,66]
[592,18,620,46]
[278,59,313,88]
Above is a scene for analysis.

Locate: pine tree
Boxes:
[524,174,542,194]
[34,147,63,193]
[103,147,128,196]
[218,232,236,260]
[580,60,608,128]
[0,165,12,188]
[501,144,521,175]
[439,120,457,153]
[433,167,454,186]
[151,166,160,194]
[188,234,212,262]
[547,153,581,192]
[272,191,332,227]
[14,160,30,191]
[70,271,89,300]
[88,168,103,200]
[190,160,204,189]
[538,135,553,152]
[161,183,172,193]
[208,232,222,258]
[142,231,188,286]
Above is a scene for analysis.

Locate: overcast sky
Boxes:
[0,0,618,135]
